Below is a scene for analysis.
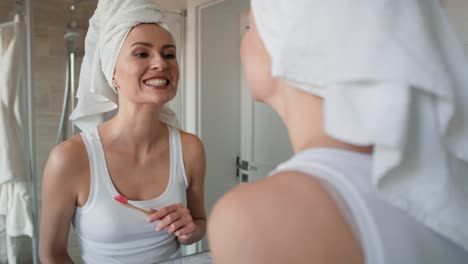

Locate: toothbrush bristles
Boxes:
[114,195,128,204]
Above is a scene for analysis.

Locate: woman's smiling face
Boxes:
[113,23,179,106]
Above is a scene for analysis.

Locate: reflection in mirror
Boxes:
[36,1,204,263]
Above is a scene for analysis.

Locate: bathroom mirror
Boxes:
[1,0,467,263]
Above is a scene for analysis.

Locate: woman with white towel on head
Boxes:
[39,1,206,263]
[208,0,468,263]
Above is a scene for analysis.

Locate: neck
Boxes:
[100,102,167,154]
[270,82,373,154]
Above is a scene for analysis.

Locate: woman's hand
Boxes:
[147,203,196,240]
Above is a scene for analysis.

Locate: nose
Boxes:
[151,54,168,71]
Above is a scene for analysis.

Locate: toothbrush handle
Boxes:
[123,202,153,216]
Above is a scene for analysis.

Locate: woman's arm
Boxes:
[39,136,88,263]
[178,132,206,244]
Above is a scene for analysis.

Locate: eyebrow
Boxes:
[131,42,176,50]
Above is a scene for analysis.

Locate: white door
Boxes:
[238,12,293,183]
[185,0,244,253]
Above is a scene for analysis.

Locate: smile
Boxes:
[144,79,169,87]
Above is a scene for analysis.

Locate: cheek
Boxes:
[115,60,145,85]
[241,33,274,101]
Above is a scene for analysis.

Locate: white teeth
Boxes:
[144,79,168,86]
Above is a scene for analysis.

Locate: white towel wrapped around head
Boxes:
[69,0,180,130]
[251,0,468,251]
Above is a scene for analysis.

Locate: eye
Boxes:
[162,53,176,60]
[135,52,149,58]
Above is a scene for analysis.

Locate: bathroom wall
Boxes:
[156,0,187,11]
[0,2,15,23]
[444,0,468,52]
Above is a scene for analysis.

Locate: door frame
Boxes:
[239,12,253,173]
[184,0,225,135]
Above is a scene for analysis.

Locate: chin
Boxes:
[248,85,271,104]
[250,93,264,103]
[147,90,176,103]
[151,95,176,106]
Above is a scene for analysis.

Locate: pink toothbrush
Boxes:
[113,195,155,216]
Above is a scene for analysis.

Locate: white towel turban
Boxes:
[69,0,180,130]
[251,0,468,251]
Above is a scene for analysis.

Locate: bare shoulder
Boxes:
[46,134,88,171]
[178,130,205,157]
[43,134,89,188]
[208,171,364,264]
[178,130,206,182]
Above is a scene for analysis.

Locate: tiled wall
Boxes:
[444,0,468,52]
[0,2,14,22]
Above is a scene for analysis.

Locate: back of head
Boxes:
[251,0,468,251]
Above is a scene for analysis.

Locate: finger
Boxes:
[166,209,193,233]
[147,204,182,222]
[147,211,162,223]
[178,233,193,241]
[165,219,187,234]
[156,211,183,231]
[174,222,196,237]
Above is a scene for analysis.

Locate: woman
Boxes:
[39,1,206,263]
[208,0,468,263]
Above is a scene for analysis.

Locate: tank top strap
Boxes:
[168,126,189,188]
[78,126,107,213]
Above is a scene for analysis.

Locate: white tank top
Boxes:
[272,148,468,264]
[72,126,189,264]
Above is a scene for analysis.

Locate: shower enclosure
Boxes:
[56,0,80,143]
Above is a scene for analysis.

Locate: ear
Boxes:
[112,78,120,91]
